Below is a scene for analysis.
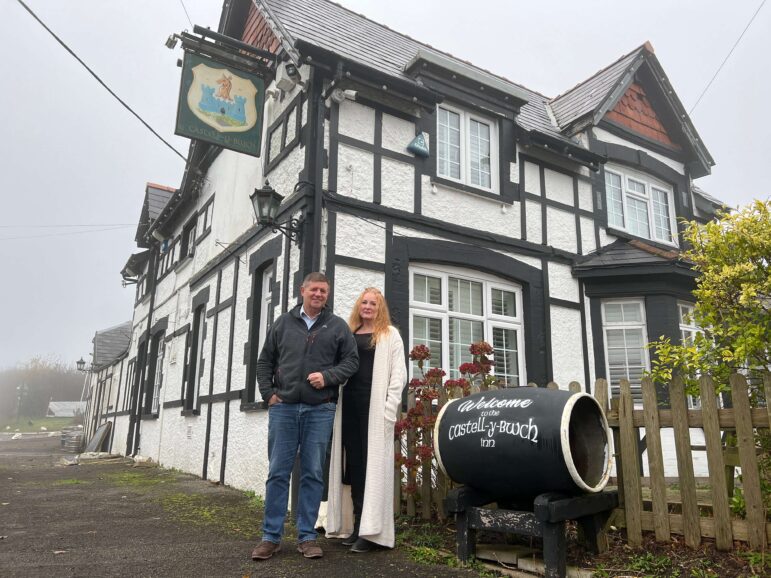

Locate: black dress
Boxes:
[342,332,375,524]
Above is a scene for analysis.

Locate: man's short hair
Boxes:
[302,272,330,286]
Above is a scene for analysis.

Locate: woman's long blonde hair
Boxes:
[348,287,392,345]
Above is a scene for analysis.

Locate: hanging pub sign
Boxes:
[175,51,266,157]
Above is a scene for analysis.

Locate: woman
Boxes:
[326,288,407,552]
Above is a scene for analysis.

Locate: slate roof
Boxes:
[135,183,176,246]
[573,239,696,278]
[92,321,132,369]
[147,184,176,220]
[549,47,644,132]
[259,0,569,142]
[121,250,150,279]
[257,1,714,175]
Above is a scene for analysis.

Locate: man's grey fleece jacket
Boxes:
[256,305,359,405]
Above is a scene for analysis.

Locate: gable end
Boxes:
[605,82,681,151]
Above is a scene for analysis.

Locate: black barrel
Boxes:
[434,387,611,499]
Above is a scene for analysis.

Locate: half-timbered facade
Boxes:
[83,0,721,489]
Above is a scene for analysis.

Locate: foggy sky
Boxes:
[1,0,767,371]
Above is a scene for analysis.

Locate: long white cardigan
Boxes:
[325,326,407,547]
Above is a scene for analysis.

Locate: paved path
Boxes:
[0,436,477,577]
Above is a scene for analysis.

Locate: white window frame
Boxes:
[601,298,650,406]
[409,265,525,386]
[436,103,499,194]
[259,266,275,351]
[604,164,678,246]
[150,336,165,414]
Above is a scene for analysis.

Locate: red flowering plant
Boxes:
[396,340,498,517]
[461,340,503,391]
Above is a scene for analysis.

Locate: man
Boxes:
[251,272,358,561]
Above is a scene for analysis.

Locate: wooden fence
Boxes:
[395,374,770,551]
[595,373,770,551]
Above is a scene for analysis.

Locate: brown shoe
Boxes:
[296,540,323,558]
[251,540,280,560]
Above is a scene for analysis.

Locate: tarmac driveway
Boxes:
[0,435,478,577]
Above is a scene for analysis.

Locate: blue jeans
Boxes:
[262,401,336,544]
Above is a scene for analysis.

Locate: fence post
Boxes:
[406,389,416,518]
[568,381,582,393]
[730,373,766,550]
[670,375,701,548]
[394,409,402,517]
[421,398,432,520]
[699,374,733,550]
[641,376,670,542]
[618,378,642,546]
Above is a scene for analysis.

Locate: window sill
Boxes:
[240,401,267,412]
[181,409,200,417]
[431,177,511,205]
[605,226,679,251]
[140,413,159,420]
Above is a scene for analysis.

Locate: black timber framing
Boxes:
[325,192,574,265]
[219,255,241,484]
[264,92,304,175]
[202,269,222,480]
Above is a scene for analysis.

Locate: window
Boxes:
[122,360,136,412]
[602,300,649,404]
[437,105,498,192]
[184,306,206,411]
[199,198,214,239]
[259,267,275,351]
[145,332,166,415]
[156,239,178,280]
[180,217,197,260]
[409,266,524,386]
[678,302,702,409]
[604,166,676,245]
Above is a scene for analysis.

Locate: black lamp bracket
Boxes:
[271,217,303,244]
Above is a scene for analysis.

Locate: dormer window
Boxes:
[604,165,676,245]
[437,104,499,193]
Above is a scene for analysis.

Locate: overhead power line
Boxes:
[14,0,187,162]
[178,0,194,28]
[0,223,135,229]
[0,225,132,242]
[689,0,767,115]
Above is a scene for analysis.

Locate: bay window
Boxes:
[410,266,524,386]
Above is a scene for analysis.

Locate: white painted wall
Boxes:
[335,213,386,263]
[422,181,522,239]
[549,305,585,388]
[332,265,386,320]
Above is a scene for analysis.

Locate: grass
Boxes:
[101,466,268,541]
[395,517,498,576]
[1,416,78,432]
[158,493,264,540]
